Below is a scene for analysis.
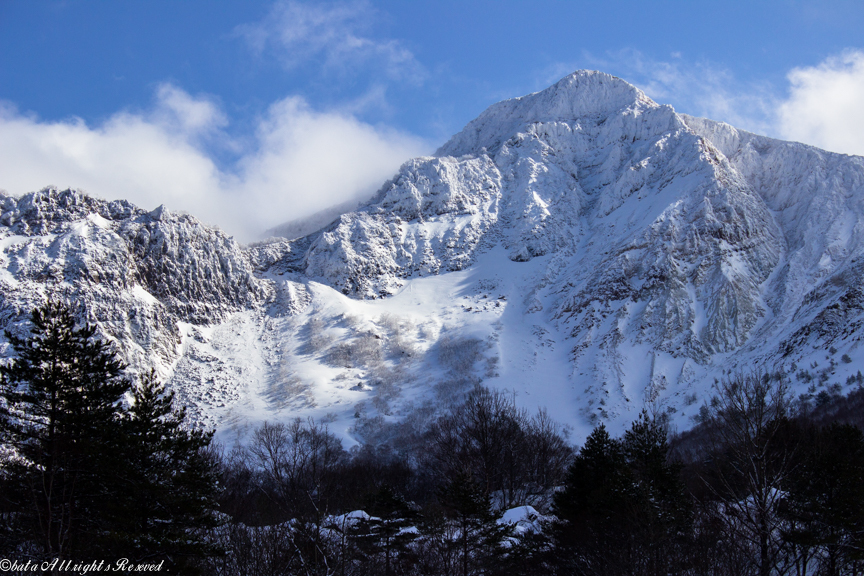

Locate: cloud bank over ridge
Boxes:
[0,85,428,242]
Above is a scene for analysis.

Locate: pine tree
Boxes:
[781,423,864,576]
[0,301,128,558]
[106,370,221,570]
[348,485,419,576]
[621,411,691,576]
[550,424,632,575]
[0,303,220,569]
[438,470,511,576]
[549,416,691,576]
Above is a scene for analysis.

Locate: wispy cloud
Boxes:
[230,95,428,234]
[151,83,227,137]
[0,85,429,242]
[235,0,425,85]
[540,49,778,136]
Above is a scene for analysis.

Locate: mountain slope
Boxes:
[3,71,864,442]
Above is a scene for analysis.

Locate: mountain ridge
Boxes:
[3,71,864,442]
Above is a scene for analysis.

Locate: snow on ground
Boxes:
[186,241,607,447]
[175,216,864,449]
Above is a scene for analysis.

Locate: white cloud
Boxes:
[0,86,429,242]
[235,0,425,84]
[777,50,864,156]
[230,95,428,235]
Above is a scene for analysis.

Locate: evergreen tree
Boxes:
[781,423,864,576]
[621,411,691,575]
[551,416,690,576]
[550,424,632,575]
[0,301,127,559]
[107,370,221,570]
[0,303,220,569]
[348,485,419,576]
[438,470,511,576]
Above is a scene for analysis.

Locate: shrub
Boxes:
[325,332,383,368]
[438,335,484,372]
[307,316,332,352]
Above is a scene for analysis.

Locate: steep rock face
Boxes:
[297,71,789,362]
[120,205,266,323]
[302,155,502,297]
[562,132,786,351]
[302,72,685,294]
[682,115,864,358]
[0,188,269,374]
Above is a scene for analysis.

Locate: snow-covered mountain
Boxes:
[3,71,864,444]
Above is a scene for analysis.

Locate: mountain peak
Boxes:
[437,70,659,158]
[6,71,864,442]
[301,70,698,297]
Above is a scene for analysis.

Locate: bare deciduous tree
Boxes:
[700,372,796,576]
[427,387,571,509]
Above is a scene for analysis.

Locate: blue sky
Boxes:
[2,0,864,240]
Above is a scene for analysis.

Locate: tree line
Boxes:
[2,303,864,575]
